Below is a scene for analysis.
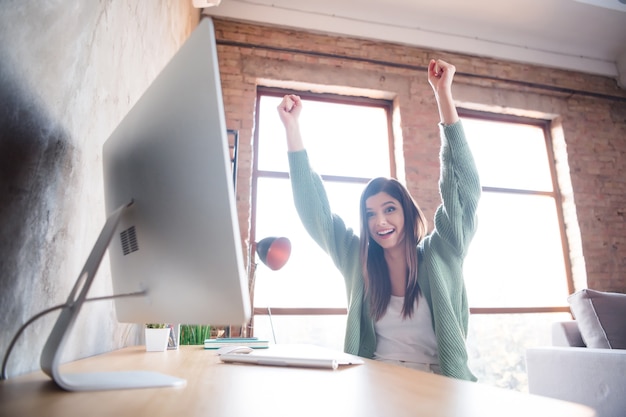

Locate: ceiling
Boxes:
[201,0,626,88]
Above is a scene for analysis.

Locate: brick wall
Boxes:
[212,18,626,293]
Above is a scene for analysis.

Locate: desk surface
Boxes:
[0,345,595,417]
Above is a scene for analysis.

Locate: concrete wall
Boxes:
[0,1,199,377]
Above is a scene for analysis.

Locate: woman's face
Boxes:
[365,191,405,250]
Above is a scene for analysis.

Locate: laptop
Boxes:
[218,344,364,370]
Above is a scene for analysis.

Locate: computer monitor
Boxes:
[39,17,250,391]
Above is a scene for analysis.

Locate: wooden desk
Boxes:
[0,345,595,417]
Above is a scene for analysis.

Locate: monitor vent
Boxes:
[120,226,139,256]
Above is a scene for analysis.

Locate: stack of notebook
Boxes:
[203,337,269,350]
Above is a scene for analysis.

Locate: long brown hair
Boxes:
[359,177,427,321]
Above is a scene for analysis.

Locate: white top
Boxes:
[373,293,439,366]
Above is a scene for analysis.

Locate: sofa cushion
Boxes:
[568,289,626,349]
[551,321,585,347]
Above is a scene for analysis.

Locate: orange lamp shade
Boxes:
[256,237,291,271]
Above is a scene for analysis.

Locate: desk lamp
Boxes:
[245,236,291,339]
[255,237,291,271]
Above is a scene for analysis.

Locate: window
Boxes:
[461,113,573,307]
[251,94,577,392]
[251,88,393,349]
[460,110,575,391]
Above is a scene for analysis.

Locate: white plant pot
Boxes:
[145,328,170,352]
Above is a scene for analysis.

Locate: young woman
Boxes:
[276,59,481,381]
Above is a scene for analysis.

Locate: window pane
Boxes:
[462,118,554,191]
[254,177,356,308]
[467,312,572,392]
[257,95,291,172]
[464,192,570,307]
[258,95,390,178]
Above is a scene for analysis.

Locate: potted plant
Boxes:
[144,324,170,352]
[179,324,214,345]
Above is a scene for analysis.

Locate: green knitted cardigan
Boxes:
[287,121,481,381]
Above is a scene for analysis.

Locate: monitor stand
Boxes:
[39,201,186,391]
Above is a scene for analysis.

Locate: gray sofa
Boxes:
[526,319,626,417]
